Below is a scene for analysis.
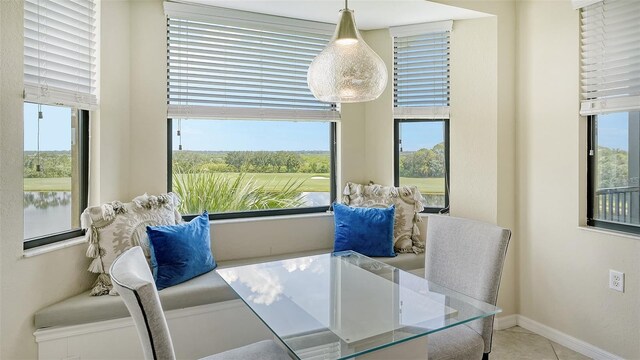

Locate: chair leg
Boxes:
[482,353,489,360]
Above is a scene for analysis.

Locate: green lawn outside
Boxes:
[399,177,445,195]
[24,177,71,191]
[24,174,445,195]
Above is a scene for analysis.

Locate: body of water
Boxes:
[24,191,72,239]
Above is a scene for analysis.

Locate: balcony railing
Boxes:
[594,186,640,226]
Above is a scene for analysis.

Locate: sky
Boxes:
[173,119,330,151]
[400,121,445,152]
[24,102,633,152]
[597,112,631,151]
[24,103,72,151]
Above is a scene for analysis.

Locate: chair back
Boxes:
[110,246,176,360]
[425,215,511,354]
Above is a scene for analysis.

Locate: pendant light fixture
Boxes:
[307,0,387,103]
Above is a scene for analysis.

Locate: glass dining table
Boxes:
[216,251,500,359]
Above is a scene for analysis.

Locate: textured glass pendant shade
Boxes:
[307,8,387,103]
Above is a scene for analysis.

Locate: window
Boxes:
[165,3,338,218]
[580,0,640,234]
[23,0,96,248]
[23,104,89,248]
[394,119,449,212]
[168,119,336,219]
[391,21,452,213]
[588,112,640,233]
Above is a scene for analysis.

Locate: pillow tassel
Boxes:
[84,227,101,256]
[90,274,112,296]
[88,257,104,274]
[112,201,126,215]
[411,213,425,254]
[342,184,352,205]
[85,243,99,258]
[342,183,352,196]
[412,222,421,240]
[80,210,92,230]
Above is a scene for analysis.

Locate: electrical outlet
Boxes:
[609,270,624,292]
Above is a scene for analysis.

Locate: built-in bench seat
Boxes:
[35,250,425,329]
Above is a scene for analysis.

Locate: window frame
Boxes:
[393,118,450,214]
[586,114,640,236]
[167,119,337,221]
[23,107,90,250]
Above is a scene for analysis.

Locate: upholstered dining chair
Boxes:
[110,246,291,360]
[424,215,511,360]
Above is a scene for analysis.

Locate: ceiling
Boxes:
[187,0,491,30]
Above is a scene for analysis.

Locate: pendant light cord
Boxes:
[345,0,349,10]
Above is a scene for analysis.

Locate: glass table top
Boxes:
[216,251,501,359]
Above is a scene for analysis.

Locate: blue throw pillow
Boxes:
[147,212,216,290]
[333,203,396,257]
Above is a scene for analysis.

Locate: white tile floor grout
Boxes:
[491,326,592,360]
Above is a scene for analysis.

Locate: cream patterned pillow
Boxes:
[342,182,425,254]
[81,193,182,296]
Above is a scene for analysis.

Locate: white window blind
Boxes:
[23,0,97,109]
[580,0,640,115]
[391,21,452,119]
[165,2,340,122]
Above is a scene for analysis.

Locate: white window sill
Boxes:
[209,211,334,225]
[23,236,86,258]
[578,225,640,241]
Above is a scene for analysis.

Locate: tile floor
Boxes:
[491,326,591,360]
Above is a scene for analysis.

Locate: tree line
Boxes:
[172,151,330,174]
[23,148,634,189]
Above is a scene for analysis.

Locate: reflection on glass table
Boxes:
[217,251,501,359]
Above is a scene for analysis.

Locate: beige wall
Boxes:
[449,15,520,319]
[361,29,395,186]
[0,0,5,352]
[449,17,499,223]
[129,0,168,197]
[95,0,132,203]
[516,0,640,358]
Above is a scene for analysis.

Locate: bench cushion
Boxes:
[35,250,424,329]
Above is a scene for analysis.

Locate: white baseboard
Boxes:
[498,314,622,360]
[494,314,518,330]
